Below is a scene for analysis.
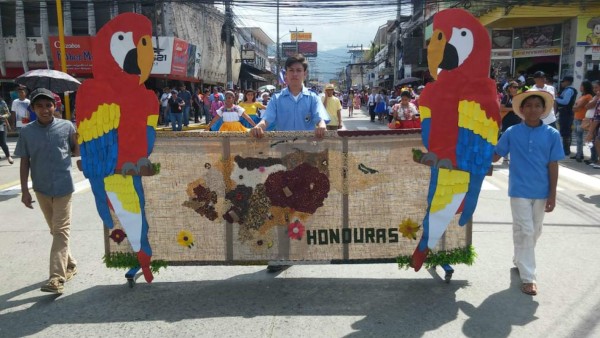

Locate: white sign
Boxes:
[152,36,174,75]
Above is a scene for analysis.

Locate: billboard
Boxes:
[281,42,318,57]
[171,38,189,76]
[152,36,174,74]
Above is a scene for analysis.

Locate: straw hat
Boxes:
[512,90,554,120]
[325,83,335,91]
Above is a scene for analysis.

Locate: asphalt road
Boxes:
[0,108,599,337]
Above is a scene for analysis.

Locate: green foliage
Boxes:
[103,252,168,274]
[152,162,161,175]
[412,148,423,162]
[396,245,476,270]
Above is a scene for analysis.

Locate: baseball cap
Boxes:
[561,76,574,83]
[29,88,56,104]
[171,90,178,94]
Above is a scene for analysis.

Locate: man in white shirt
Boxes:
[159,87,171,126]
[527,71,556,127]
[11,86,30,130]
[367,89,377,122]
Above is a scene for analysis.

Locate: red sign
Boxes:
[49,36,93,74]
[298,42,318,57]
[171,38,189,76]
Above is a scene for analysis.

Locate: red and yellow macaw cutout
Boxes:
[76,13,158,282]
[412,9,500,270]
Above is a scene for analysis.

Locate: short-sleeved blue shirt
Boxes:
[495,121,564,199]
[262,87,330,131]
[14,118,76,197]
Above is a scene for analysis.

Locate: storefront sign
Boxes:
[49,36,93,74]
[513,47,561,58]
[491,50,512,59]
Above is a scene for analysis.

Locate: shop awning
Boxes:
[246,71,267,82]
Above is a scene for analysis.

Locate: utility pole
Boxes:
[276,0,280,87]
[393,0,401,86]
[225,0,232,88]
[290,27,303,55]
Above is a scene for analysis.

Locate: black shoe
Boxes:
[584,159,592,165]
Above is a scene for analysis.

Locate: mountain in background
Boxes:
[267,45,353,83]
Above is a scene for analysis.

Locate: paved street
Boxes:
[1,109,599,337]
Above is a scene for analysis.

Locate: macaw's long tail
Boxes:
[412,167,470,271]
[104,174,154,283]
[89,177,114,229]
[458,174,485,226]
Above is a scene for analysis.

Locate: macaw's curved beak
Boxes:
[428,29,460,80]
[428,29,446,80]
[137,35,154,84]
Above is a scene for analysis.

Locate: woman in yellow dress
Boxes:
[238,89,266,128]
[207,91,256,132]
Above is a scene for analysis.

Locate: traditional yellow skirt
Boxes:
[219,121,249,132]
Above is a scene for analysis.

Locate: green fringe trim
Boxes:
[103,252,168,274]
[396,245,476,270]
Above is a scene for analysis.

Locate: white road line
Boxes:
[0,179,90,196]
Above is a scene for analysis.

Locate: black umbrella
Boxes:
[15,69,81,93]
[397,77,420,86]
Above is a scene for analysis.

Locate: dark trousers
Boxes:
[0,130,9,158]
[558,111,574,155]
[368,104,375,121]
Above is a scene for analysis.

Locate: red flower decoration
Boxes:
[288,221,305,240]
[109,229,127,244]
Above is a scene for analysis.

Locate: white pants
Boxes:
[511,198,546,283]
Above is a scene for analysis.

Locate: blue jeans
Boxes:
[182,106,190,126]
[171,113,183,131]
[574,119,583,158]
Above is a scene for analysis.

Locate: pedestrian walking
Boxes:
[322,83,343,130]
[168,90,184,131]
[206,91,256,132]
[14,88,79,294]
[493,91,564,296]
[0,95,14,164]
[571,80,593,162]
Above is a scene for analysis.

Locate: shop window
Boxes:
[513,24,562,49]
[0,2,16,37]
[71,1,88,36]
[24,2,40,37]
[46,1,59,36]
[94,2,112,31]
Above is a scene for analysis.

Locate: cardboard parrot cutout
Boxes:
[76,13,159,283]
[412,9,501,270]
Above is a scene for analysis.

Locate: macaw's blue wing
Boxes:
[78,103,121,178]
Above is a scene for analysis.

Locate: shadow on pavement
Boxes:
[1,271,469,337]
[457,268,538,338]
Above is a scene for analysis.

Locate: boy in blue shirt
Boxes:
[494,91,564,296]
[251,54,328,138]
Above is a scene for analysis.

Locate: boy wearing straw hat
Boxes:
[493,91,564,296]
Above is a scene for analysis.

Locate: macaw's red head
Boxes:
[427,9,491,81]
[92,12,154,85]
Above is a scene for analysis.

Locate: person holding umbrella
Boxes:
[14,88,80,294]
